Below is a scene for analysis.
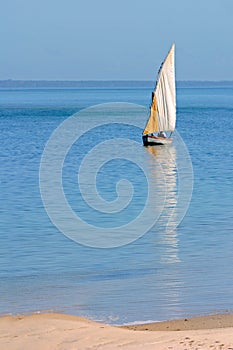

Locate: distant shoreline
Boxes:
[1,80,233,88]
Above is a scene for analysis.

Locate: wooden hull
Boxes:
[142,135,172,146]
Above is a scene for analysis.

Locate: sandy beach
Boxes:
[1,313,233,350]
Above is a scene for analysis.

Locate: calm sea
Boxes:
[0,82,233,324]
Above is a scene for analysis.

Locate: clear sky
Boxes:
[1,0,232,80]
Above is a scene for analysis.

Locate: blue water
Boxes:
[0,84,233,324]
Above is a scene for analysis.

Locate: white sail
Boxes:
[143,44,176,135]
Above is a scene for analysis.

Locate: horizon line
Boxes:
[1,79,233,82]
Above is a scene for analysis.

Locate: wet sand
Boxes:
[1,312,233,349]
[122,313,233,331]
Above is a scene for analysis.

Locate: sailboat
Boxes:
[142,44,176,146]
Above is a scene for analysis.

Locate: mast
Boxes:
[143,44,176,135]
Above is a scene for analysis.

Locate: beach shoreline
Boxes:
[1,312,233,349]
[122,313,233,331]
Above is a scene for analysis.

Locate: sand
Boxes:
[1,313,233,350]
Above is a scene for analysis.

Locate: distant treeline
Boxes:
[0,80,153,88]
[0,80,233,88]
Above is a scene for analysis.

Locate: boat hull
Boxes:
[142,135,172,146]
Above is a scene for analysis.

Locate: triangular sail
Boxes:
[143,44,176,135]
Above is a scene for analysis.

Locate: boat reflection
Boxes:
[146,144,180,264]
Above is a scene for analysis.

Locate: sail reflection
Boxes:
[146,144,180,264]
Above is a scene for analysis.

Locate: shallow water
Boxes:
[0,83,233,324]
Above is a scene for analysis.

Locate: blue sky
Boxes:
[1,0,232,80]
